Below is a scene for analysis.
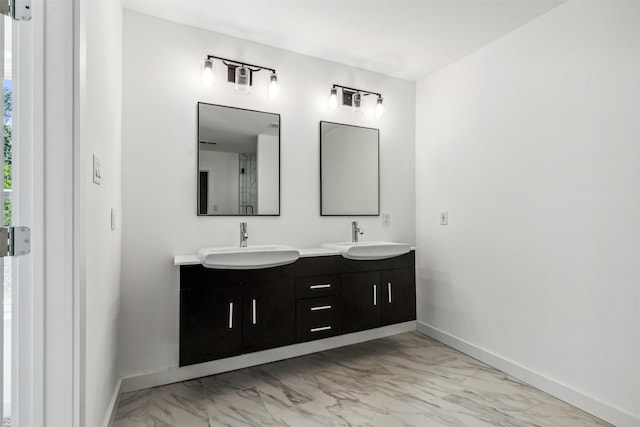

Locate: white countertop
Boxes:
[173,247,341,266]
[298,248,341,257]
[173,254,200,266]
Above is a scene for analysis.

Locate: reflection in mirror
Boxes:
[320,121,379,216]
[198,102,280,216]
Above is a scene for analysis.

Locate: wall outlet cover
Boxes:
[440,211,448,225]
[382,213,391,226]
[93,154,102,185]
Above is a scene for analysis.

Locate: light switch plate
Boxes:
[93,154,102,185]
[440,211,448,225]
[382,213,391,226]
[111,208,116,230]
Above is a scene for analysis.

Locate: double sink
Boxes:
[197,241,411,270]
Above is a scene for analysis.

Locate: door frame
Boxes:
[13,0,77,426]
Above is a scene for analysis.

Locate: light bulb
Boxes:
[235,66,251,94]
[328,87,338,110]
[201,58,215,87]
[268,72,280,98]
[352,92,363,115]
[375,96,384,118]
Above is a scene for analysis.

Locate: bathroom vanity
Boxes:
[178,251,416,366]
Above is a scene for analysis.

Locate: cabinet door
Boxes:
[243,279,295,353]
[381,268,416,325]
[342,271,382,333]
[180,285,242,366]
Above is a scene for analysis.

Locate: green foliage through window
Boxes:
[4,89,12,226]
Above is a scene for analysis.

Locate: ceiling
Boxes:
[199,103,279,153]
[122,0,564,81]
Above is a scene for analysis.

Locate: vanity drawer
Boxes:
[296,296,341,342]
[296,275,341,299]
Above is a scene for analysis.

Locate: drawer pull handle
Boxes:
[373,284,377,306]
[388,282,392,303]
[310,284,331,289]
[252,299,257,325]
[310,326,332,332]
[310,305,332,311]
[228,302,234,329]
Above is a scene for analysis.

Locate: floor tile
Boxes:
[114,332,612,427]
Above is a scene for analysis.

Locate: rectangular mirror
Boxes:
[320,121,379,216]
[198,102,280,215]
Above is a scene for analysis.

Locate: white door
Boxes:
[1,7,33,426]
[3,2,80,425]
[0,2,68,426]
[2,14,12,426]
[2,13,13,427]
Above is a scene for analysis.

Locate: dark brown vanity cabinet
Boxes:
[341,267,416,334]
[179,267,295,367]
[381,268,417,325]
[179,284,242,366]
[179,251,416,367]
[242,279,295,354]
[342,271,382,333]
[295,275,342,342]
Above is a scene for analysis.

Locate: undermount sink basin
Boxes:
[197,245,300,270]
[321,241,411,260]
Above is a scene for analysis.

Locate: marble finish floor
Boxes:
[114,332,610,427]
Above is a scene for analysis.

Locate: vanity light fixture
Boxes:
[328,84,384,117]
[201,58,215,87]
[202,54,279,97]
[235,66,251,94]
[268,71,280,99]
[352,92,363,115]
[375,96,384,118]
[328,87,339,110]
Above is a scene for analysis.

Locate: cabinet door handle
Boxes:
[388,282,392,303]
[310,326,331,332]
[373,284,377,306]
[252,299,257,325]
[228,302,234,329]
[310,305,332,311]
[310,284,331,289]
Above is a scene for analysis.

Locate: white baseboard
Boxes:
[416,321,639,427]
[121,321,416,393]
[102,377,122,427]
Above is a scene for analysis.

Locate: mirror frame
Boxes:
[319,121,380,216]
[197,102,281,216]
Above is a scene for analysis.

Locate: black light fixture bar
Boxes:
[201,54,280,98]
[207,54,276,74]
[332,83,381,98]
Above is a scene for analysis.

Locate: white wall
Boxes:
[120,11,415,377]
[257,133,278,214]
[77,1,123,426]
[416,1,640,425]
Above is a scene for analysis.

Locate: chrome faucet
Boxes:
[352,221,364,242]
[240,222,248,247]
